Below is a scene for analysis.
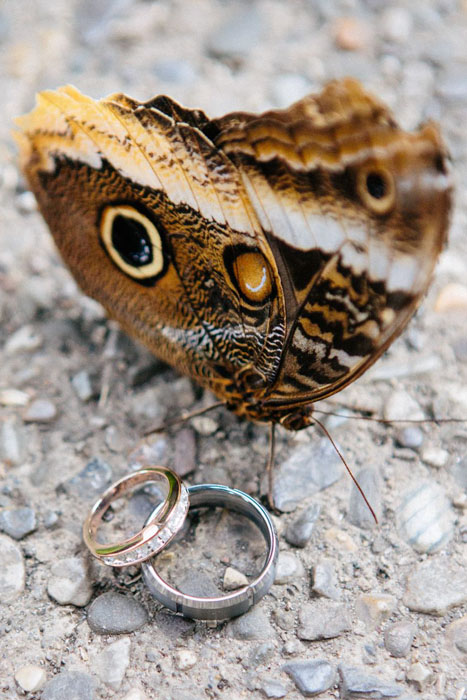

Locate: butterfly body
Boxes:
[15,80,452,428]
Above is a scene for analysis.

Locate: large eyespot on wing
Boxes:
[99,204,166,284]
[356,163,396,216]
[223,246,274,306]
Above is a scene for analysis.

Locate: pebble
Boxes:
[395,426,423,449]
[434,282,467,311]
[191,415,218,436]
[87,592,148,634]
[285,504,320,547]
[284,659,336,696]
[47,556,93,607]
[207,5,264,59]
[23,398,57,423]
[420,446,449,469]
[406,662,432,692]
[0,418,24,465]
[96,637,131,691]
[104,424,126,453]
[62,457,112,500]
[355,594,395,630]
[383,390,424,422]
[4,325,42,354]
[228,607,275,641]
[223,566,248,590]
[247,641,275,668]
[297,600,351,641]
[273,438,342,512]
[260,678,288,698]
[381,6,413,43]
[0,388,29,406]
[175,649,197,671]
[397,481,455,553]
[348,468,381,529]
[446,615,467,655]
[339,664,402,698]
[404,558,467,614]
[41,671,95,700]
[451,456,467,490]
[311,559,341,600]
[274,551,304,584]
[154,611,195,639]
[0,506,37,539]
[0,534,25,602]
[384,621,416,658]
[333,17,370,51]
[14,664,47,692]
[71,370,94,402]
[173,427,197,477]
[128,437,168,470]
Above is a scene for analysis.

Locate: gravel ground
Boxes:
[1,1,467,699]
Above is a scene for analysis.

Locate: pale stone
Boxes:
[15,664,47,692]
[223,566,248,591]
[355,594,396,630]
[175,649,197,671]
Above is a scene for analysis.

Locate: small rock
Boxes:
[404,558,467,615]
[173,427,196,477]
[273,609,295,632]
[96,637,131,691]
[284,659,336,696]
[325,527,358,552]
[0,534,25,602]
[0,507,37,540]
[260,678,288,698]
[355,594,395,630]
[274,551,304,584]
[128,438,168,469]
[395,427,423,449]
[434,283,467,312]
[0,389,29,406]
[105,425,126,453]
[0,418,24,465]
[223,566,248,591]
[273,438,342,512]
[333,17,370,51]
[298,600,351,641]
[175,649,197,671]
[339,664,402,698]
[348,468,381,529]
[47,557,93,607]
[43,510,59,529]
[397,481,455,553]
[285,504,320,548]
[383,390,424,422]
[23,398,57,423]
[87,592,148,634]
[207,5,264,59]
[311,559,341,600]
[4,325,42,354]
[406,662,432,692]
[228,607,275,641]
[446,615,467,655]
[247,641,275,669]
[191,415,218,436]
[384,622,416,658]
[15,664,47,692]
[41,671,95,700]
[71,370,94,402]
[62,457,112,500]
[282,639,304,656]
[381,6,413,43]
[420,446,449,469]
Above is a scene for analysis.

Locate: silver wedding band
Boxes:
[142,483,278,620]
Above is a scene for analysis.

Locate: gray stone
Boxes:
[298,600,351,641]
[41,671,95,700]
[274,551,304,584]
[311,559,341,600]
[62,457,112,499]
[87,592,148,634]
[395,427,423,449]
[285,504,320,547]
[104,425,126,453]
[179,571,220,597]
[348,468,381,529]
[47,556,93,607]
[246,641,275,669]
[0,534,25,602]
[260,678,288,698]
[451,455,467,490]
[397,481,455,553]
[404,558,467,615]
[228,606,275,641]
[173,427,196,477]
[71,370,94,402]
[284,659,336,696]
[207,5,264,59]
[384,622,416,658]
[96,637,131,691]
[383,390,424,422]
[0,506,37,539]
[446,615,467,654]
[273,438,342,512]
[23,398,57,423]
[339,664,402,698]
[381,6,413,43]
[154,611,195,639]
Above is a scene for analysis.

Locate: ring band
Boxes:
[142,484,278,620]
[83,467,189,567]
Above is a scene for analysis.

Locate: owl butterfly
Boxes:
[15,79,452,435]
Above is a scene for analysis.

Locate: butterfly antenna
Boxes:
[143,401,224,436]
[313,416,378,524]
[267,423,277,510]
[313,408,466,425]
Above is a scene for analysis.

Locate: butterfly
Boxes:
[14,78,452,435]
